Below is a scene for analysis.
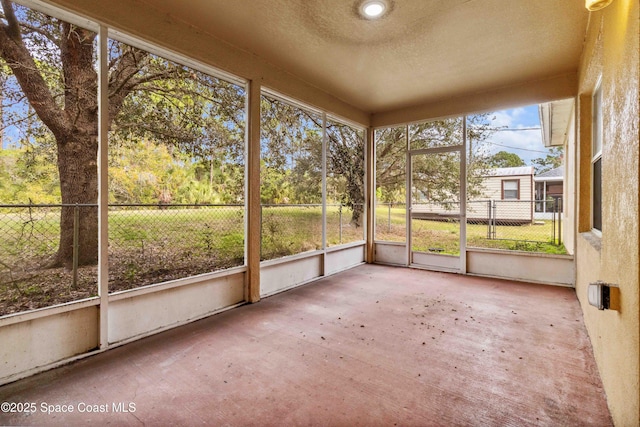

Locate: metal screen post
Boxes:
[491,201,497,239]
[388,203,391,232]
[553,198,557,244]
[339,204,343,244]
[486,201,491,239]
[558,197,562,246]
[72,204,79,288]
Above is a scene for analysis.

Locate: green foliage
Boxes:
[532,146,563,174]
[375,126,406,204]
[488,151,525,168]
[260,96,323,205]
[375,115,496,205]
[0,3,246,208]
[326,120,365,224]
[0,147,60,203]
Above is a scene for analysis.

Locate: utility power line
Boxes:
[484,140,552,154]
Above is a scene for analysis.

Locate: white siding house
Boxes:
[413,166,535,223]
[468,166,535,223]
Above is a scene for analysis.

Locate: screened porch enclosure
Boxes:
[0,0,577,401]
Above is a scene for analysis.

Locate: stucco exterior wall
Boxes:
[575,1,639,425]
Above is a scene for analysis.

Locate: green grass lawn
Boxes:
[0,204,364,295]
[0,203,565,315]
[0,205,566,279]
[374,205,567,255]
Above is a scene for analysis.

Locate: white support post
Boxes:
[460,117,468,274]
[97,25,109,348]
[246,81,261,303]
[321,113,327,275]
[364,127,373,262]
[405,125,411,267]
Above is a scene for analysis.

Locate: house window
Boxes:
[502,179,519,200]
[592,79,603,232]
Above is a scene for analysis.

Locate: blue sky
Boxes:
[483,104,552,165]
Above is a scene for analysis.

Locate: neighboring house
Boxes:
[469,166,535,224]
[534,166,564,214]
[413,166,535,223]
[479,166,535,202]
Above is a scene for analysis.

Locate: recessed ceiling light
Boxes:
[585,0,613,11]
[361,1,386,18]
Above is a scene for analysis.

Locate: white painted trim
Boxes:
[259,275,323,299]
[322,112,328,260]
[109,301,245,346]
[466,248,575,286]
[259,261,364,299]
[361,125,369,250]
[373,240,406,246]
[260,250,325,267]
[405,130,411,266]
[408,134,464,272]
[1,348,104,386]
[108,32,247,87]
[14,0,99,31]
[533,177,563,182]
[1,301,245,386]
[325,261,366,277]
[243,82,251,301]
[412,251,461,271]
[261,88,324,117]
[374,261,407,267]
[465,247,574,260]
[409,145,465,156]
[326,114,367,133]
[460,116,468,273]
[97,24,110,350]
[465,273,574,288]
[409,263,461,274]
[326,241,366,253]
[108,266,247,302]
[0,297,99,327]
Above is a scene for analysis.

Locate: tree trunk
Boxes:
[51,133,98,268]
[351,203,363,228]
[50,23,99,268]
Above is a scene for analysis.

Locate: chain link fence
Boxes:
[467,199,563,251]
[0,203,244,314]
[108,204,244,292]
[375,202,407,242]
[0,204,63,274]
[1,198,563,314]
[260,203,365,261]
[260,204,322,260]
[376,198,564,253]
[326,203,365,247]
[0,204,99,314]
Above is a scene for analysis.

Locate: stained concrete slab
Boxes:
[0,264,611,426]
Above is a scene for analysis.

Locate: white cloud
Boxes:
[482,106,550,165]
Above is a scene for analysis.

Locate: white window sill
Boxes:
[580,231,602,252]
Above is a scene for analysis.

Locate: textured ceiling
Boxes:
[139,0,588,114]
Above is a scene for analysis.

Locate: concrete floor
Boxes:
[0,264,611,426]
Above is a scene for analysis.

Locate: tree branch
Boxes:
[0,1,67,139]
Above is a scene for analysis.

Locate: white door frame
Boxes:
[406,118,467,273]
